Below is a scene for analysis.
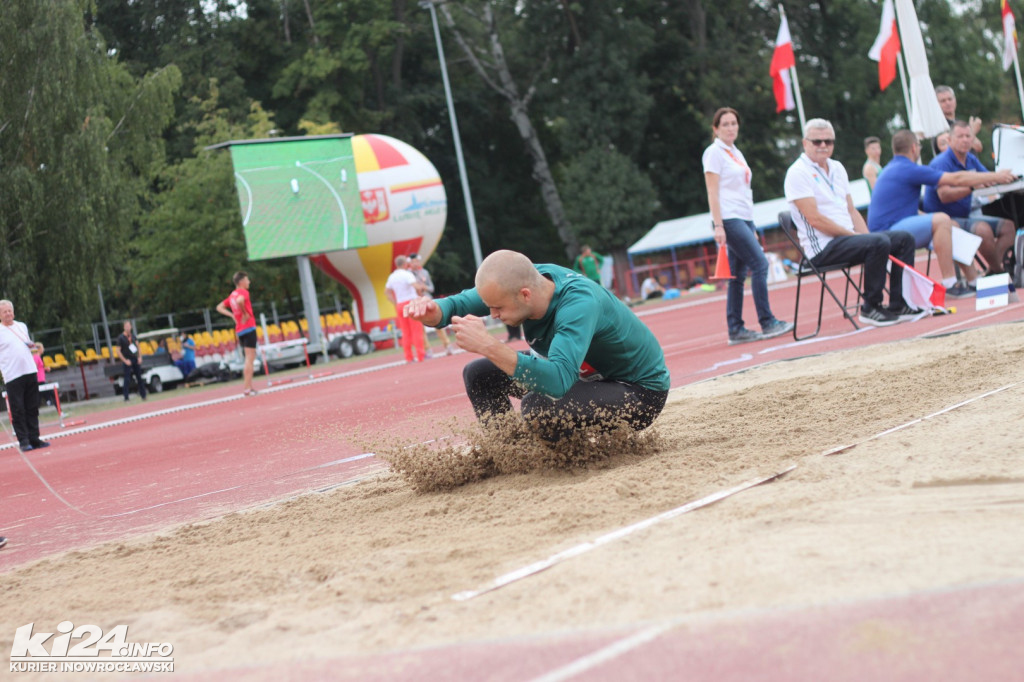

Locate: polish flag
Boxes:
[1003,0,1018,71]
[770,15,796,112]
[868,0,901,90]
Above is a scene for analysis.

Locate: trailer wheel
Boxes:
[353,333,373,355]
[336,338,355,358]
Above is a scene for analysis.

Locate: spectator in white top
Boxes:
[783,118,916,326]
[640,276,665,300]
[410,253,455,356]
[384,255,427,363]
[702,107,792,345]
[0,299,50,451]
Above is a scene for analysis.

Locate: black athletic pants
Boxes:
[809,230,915,309]
[463,358,668,442]
[6,373,41,448]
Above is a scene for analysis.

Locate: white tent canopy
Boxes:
[628,178,871,256]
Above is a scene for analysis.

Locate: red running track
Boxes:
[3,269,1022,571]
[1,270,1023,680]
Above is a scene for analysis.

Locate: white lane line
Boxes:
[699,353,753,373]
[452,466,796,601]
[823,382,1021,456]
[924,304,1023,336]
[757,325,874,354]
[526,622,676,682]
[0,359,408,451]
[14,450,378,519]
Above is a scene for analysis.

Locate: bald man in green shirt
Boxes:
[404,250,669,442]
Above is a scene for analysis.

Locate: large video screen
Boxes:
[228,136,368,260]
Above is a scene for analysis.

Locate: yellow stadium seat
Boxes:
[53,353,69,369]
[101,346,111,359]
[44,356,56,370]
[74,350,87,363]
[84,348,101,363]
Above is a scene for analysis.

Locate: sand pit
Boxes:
[2,322,1023,678]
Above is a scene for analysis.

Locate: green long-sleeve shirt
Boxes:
[436,264,670,398]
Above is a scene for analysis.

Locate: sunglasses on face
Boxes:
[806,138,835,147]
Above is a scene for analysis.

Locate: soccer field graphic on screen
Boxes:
[228,136,368,260]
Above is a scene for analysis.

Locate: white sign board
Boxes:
[976,273,1011,311]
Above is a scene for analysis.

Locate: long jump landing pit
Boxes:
[1,286,1023,680]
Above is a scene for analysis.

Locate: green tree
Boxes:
[0,0,179,330]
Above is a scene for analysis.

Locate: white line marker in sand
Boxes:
[452,465,797,601]
[823,382,1020,456]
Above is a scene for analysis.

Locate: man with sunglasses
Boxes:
[867,130,1015,298]
[784,119,917,326]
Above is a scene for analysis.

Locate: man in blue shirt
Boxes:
[405,250,669,442]
[867,130,1015,298]
[923,121,1017,276]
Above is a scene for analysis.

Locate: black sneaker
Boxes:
[858,304,900,327]
[760,319,795,339]
[18,443,33,452]
[0,537,7,550]
[887,304,925,322]
[30,440,50,450]
[946,284,975,299]
[728,328,763,345]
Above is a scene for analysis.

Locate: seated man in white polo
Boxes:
[783,119,917,327]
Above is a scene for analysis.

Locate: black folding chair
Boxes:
[778,211,862,341]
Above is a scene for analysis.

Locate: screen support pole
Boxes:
[297,255,327,360]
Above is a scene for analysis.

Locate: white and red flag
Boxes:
[890,256,946,312]
[868,0,901,90]
[770,14,796,112]
[1003,0,1019,71]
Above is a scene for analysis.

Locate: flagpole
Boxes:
[779,5,806,131]
[789,66,807,132]
[1013,53,1024,122]
[896,51,912,125]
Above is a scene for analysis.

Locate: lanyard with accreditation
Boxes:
[799,154,846,209]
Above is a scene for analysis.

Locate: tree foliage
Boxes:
[5,0,1022,325]
[1,0,179,330]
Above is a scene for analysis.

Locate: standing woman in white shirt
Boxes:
[702,107,793,345]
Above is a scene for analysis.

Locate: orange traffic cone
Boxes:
[709,244,734,280]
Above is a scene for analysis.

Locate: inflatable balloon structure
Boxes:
[311,134,447,333]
